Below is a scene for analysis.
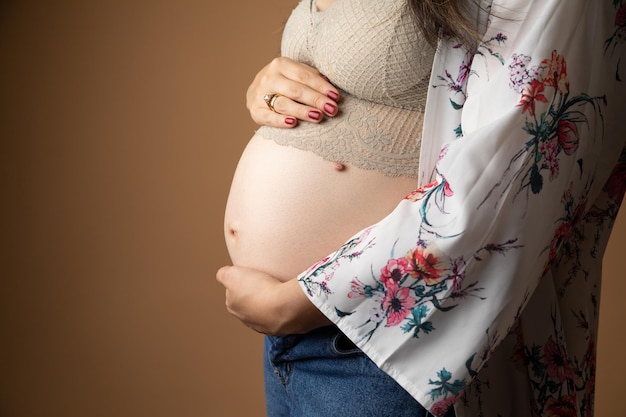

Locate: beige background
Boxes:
[0,2,623,416]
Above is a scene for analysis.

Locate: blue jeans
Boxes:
[264,326,455,417]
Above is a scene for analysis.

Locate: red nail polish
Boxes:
[285,117,296,126]
[324,102,336,115]
[327,90,339,101]
[308,110,322,121]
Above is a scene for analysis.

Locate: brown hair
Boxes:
[408,0,482,48]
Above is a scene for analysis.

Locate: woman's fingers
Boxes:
[215,266,331,335]
[247,57,340,128]
[270,85,338,118]
[266,57,339,105]
[252,101,300,128]
[216,265,284,334]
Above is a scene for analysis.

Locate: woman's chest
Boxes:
[281,0,433,105]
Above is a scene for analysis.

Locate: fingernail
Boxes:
[324,102,336,115]
[285,117,296,126]
[308,110,322,121]
[327,90,339,101]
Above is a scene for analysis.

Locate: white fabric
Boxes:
[297,1,626,416]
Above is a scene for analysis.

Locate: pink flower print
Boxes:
[616,3,626,27]
[404,188,426,202]
[304,256,330,275]
[348,277,367,298]
[556,119,579,155]
[544,336,574,383]
[518,79,549,115]
[545,393,578,417]
[456,50,474,85]
[547,200,587,267]
[540,50,569,95]
[509,53,533,93]
[405,246,447,286]
[448,257,466,291]
[382,283,416,327]
[613,2,626,44]
[539,138,560,180]
[438,144,450,161]
[430,396,459,416]
[443,179,454,197]
[380,257,412,286]
[405,180,439,202]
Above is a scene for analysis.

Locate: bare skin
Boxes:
[216,265,328,335]
[219,0,418,335]
[224,52,342,334]
[315,0,336,12]
[224,134,418,282]
[246,56,340,127]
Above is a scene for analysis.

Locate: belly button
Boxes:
[334,162,346,171]
[227,224,238,241]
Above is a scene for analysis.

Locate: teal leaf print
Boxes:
[483,50,606,205]
[530,163,543,194]
[449,98,463,110]
[401,305,435,338]
[428,368,467,400]
[335,308,354,317]
[454,124,463,137]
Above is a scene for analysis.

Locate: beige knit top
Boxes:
[256,0,435,178]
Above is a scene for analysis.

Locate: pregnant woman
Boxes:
[224,0,443,415]
[220,0,626,416]
[225,0,433,284]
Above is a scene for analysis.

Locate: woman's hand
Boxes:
[216,265,331,335]
[247,56,340,128]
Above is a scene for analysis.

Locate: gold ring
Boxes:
[263,93,281,112]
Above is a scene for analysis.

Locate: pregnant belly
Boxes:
[224,133,418,281]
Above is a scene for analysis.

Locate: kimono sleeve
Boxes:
[296,1,626,415]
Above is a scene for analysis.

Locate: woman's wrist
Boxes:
[276,279,331,335]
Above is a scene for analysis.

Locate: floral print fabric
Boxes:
[297,1,626,416]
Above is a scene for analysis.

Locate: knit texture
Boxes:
[257,0,434,178]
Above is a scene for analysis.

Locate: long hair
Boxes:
[408,0,482,48]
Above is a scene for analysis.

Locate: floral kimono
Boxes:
[297,1,626,416]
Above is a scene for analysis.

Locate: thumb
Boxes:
[215,265,234,286]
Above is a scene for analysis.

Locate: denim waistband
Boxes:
[266,325,361,365]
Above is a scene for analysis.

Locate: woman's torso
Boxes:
[224,0,434,280]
